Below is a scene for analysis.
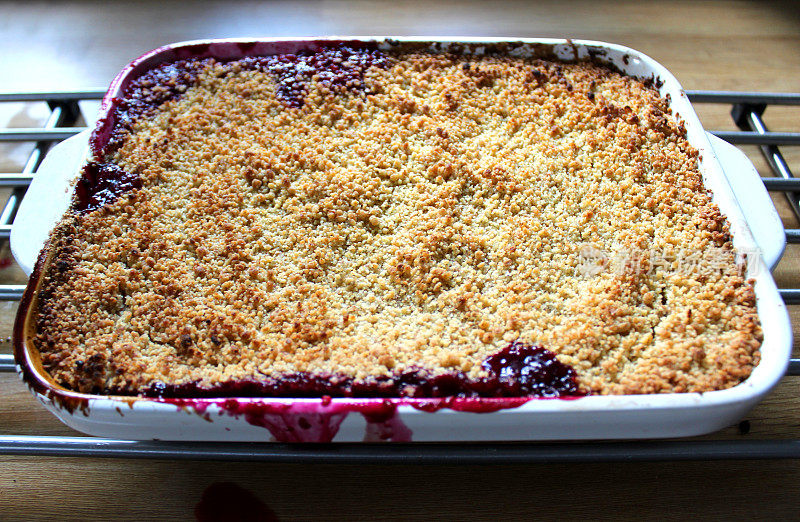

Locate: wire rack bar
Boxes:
[0,355,14,372]
[0,286,25,300]
[0,90,105,102]
[779,289,800,304]
[0,174,34,187]
[732,103,800,220]
[0,101,83,236]
[0,105,64,233]
[1,436,800,463]
[762,178,800,190]
[686,91,800,105]
[709,131,800,146]
[0,128,86,142]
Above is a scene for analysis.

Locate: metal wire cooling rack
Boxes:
[0,90,798,463]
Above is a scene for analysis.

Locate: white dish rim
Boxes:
[12,36,792,439]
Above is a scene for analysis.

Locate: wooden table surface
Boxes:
[2,0,799,519]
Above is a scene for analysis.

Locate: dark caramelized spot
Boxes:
[74,162,141,214]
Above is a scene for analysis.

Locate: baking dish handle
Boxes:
[706,132,785,270]
[11,130,90,276]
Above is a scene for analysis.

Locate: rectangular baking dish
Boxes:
[12,37,792,442]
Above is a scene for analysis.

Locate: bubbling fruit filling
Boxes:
[134,342,583,398]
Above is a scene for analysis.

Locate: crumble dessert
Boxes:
[33,44,762,397]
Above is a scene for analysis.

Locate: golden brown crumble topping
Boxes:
[34,48,761,396]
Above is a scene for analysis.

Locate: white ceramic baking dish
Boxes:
[12,37,791,442]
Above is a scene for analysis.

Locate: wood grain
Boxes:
[1,0,799,519]
[3,457,800,521]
